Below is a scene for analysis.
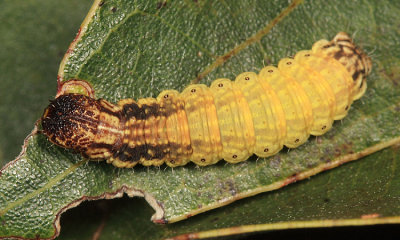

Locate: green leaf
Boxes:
[1,0,400,239]
[0,0,93,166]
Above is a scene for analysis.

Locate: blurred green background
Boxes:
[0,0,92,167]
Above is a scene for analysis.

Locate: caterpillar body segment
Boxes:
[41,32,372,168]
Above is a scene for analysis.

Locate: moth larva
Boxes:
[41,32,372,168]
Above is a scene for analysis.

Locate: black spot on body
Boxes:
[152,146,165,159]
[100,104,121,118]
[122,102,168,120]
[122,102,143,119]
[92,142,114,151]
[126,144,149,162]
[141,104,160,118]
[113,143,171,163]
[116,152,130,162]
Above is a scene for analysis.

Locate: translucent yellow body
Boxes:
[155,32,371,167]
[42,32,372,168]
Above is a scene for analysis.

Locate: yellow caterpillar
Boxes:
[41,32,372,168]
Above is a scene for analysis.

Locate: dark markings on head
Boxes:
[41,94,101,153]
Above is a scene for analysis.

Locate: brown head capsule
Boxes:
[41,94,101,157]
[41,93,124,160]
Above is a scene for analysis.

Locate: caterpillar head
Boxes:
[41,94,101,157]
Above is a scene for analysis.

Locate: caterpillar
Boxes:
[41,32,372,168]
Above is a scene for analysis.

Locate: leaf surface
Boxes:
[1,0,400,239]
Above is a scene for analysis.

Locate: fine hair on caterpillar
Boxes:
[41,32,372,168]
